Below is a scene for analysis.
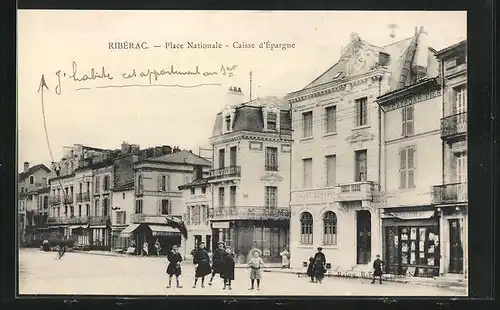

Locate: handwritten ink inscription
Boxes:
[51,61,237,95]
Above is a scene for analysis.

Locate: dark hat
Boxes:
[217,241,225,246]
[317,247,323,251]
[199,241,205,245]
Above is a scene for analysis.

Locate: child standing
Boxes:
[248,249,265,290]
[221,246,235,290]
[371,255,384,284]
[166,245,183,288]
[306,256,315,283]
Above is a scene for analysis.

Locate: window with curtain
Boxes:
[265,147,278,171]
[300,212,313,244]
[355,97,368,127]
[302,111,313,138]
[325,105,337,134]
[265,186,278,208]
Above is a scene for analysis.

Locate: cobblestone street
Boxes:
[19,249,466,296]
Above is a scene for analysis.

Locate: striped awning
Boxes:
[120,224,141,237]
[148,224,180,237]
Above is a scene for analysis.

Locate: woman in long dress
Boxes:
[280,247,290,268]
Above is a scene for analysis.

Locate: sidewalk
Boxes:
[261,267,467,289]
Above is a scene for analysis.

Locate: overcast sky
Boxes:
[17,10,466,171]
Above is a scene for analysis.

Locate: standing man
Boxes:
[192,241,211,288]
[313,247,326,283]
[371,255,384,284]
[209,241,225,286]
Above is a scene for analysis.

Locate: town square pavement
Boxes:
[18,249,466,296]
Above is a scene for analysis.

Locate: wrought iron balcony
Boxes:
[49,196,61,205]
[431,182,468,204]
[47,216,89,225]
[441,112,467,139]
[63,195,74,204]
[209,206,290,221]
[76,193,83,202]
[89,215,110,225]
[208,166,241,180]
[338,181,375,202]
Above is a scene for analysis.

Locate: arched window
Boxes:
[300,212,313,244]
[323,211,337,245]
[29,176,34,184]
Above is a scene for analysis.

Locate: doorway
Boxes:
[448,219,463,274]
[356,210,371,264]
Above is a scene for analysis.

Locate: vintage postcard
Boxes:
[17,10,468,296]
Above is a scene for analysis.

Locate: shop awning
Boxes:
[120,224,141,237]
[386,210,435,220]
[148,224,180,237]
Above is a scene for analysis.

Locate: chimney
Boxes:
[24,162,29,172]
[226,86,244,108]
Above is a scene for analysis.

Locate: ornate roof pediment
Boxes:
[345,130,375,144]
[341,33,381,77]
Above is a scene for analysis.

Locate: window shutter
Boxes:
[168,200,172,215]
[399,149,407,189]
[186,205,191,224]
[355,101,360,126]
[157,175,162,191]
[157,200,161,215]
[362,99,368,125]
[401,108,406,136]
[407,106,414,136]
[166,175,170,191]
[407,147,415,169]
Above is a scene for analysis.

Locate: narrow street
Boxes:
[19,249,466,296]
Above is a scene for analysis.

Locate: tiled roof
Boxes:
[434,40,466,59]
[147,150,211,166]
[18,164,50,181]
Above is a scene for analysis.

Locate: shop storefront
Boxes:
[120,223,182,255]
[382,207,440,277]
[213,220,289,264]
[69,224,90,247]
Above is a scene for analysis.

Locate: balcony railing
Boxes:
[76,193,83,202]
[47,216,89,225]
[64,195,73,203]
[441,112,467,139]
[209,206,291,221]
[431,182,468,204]
[49,196,61,205]
[265,165,279,172]
[208,166,241,180]
[83,192,90,202]
[89,215,110,225]
[338,181,375,202]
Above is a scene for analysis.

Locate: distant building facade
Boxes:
[207,87,292,264]
[18,162,51,246]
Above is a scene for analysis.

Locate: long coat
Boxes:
[166,250,183,276]
[221,253,235,280]
[211,248,225,274]
[373,258,384,276]
[193,248,212,278]
[313,252,326,276]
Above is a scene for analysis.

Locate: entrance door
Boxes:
[448,219,463,273]
[356,210,371,264]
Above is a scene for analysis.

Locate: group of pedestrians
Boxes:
[306,247,327,283]
[165,241,267,291]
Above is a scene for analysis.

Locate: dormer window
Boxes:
[267,112,277,131]
[225,115,231,131]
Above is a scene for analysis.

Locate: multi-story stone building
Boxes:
[208,88,292,264]
[377,66,442,279]
[286,28,436,272]
[431,40,468,278]
[115,148,208,256]
[18,162,50,246]
[48,144,118,249]
[178,164,212,252]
